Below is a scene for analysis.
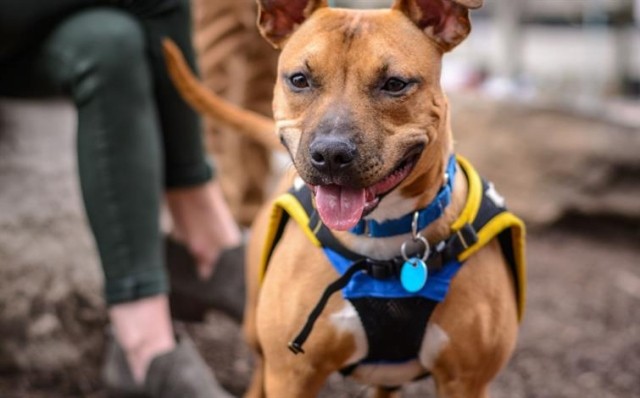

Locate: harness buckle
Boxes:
[367,260,396,279]
[456,229,470,249]
[455,223,478,250]
[288,341,305,354]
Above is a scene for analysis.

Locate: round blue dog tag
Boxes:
[400,259,428,293]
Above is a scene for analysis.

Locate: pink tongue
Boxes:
[315,185,366,231]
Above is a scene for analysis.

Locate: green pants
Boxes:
[0,0,213,304]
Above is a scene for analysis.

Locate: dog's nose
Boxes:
[309,136,356,173]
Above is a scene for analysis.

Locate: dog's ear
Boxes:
[257,0,328,49]
[392,0,483,52]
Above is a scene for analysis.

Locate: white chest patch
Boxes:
[351,360,425,386]
[349,323,450,386]
[366,189,415,223]
[330,300,450,386]
[418,323,450,369]
[329,302,367,365]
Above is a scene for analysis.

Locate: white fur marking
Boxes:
[351,360,424,386]
[366,189,417,223]
[275,119,302,154]
[293,176,305,191]
[348,233,409,260]
[329,302,368,365]
[419,323,450,370]
[486,182,506,208]
[275,120,299,129]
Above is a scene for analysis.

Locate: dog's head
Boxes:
[258,0,482,230]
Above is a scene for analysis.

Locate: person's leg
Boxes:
[34,9,234,396]
[0,0,102,61]
[33,8,175,382]
[0,1,183,389]
[129,0,241,277]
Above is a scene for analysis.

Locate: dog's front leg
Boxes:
[433,378,489,398]
[372,387,402,398]
[262,362,329,398]
[243,355,265,398]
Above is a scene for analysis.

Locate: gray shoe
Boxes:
[103,330,234,398]
[102,332,147,398]
[166,237,245,323]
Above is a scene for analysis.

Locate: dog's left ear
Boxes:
[392,0,483,52]
[257,0,328,49]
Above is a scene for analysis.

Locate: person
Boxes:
[0,0,242,396]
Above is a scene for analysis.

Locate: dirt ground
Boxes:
[0,224,637,398]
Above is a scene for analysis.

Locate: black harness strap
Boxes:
[288,259,369,354]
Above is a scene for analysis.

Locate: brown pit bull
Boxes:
[163,0,526,397]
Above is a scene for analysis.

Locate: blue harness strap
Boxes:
[324,247,462,302]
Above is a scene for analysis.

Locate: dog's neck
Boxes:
[335,160,467,260]
[332,101,468,260]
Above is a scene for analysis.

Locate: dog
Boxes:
[163,0,526,396]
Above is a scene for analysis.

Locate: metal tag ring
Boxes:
[401,234,430,263]
[411,211,419,239]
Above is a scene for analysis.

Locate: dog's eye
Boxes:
[382,78,408,93]
[289,73,310,89]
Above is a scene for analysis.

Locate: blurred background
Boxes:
[0,0,638,397]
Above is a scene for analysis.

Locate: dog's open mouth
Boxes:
[310,146,422,231]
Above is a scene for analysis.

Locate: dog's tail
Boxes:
[162,39,282,151]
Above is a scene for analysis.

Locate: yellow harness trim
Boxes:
[459,211,527,320]
[259,192,321,282]
[449,155,526,319]
[261,158,527,321]
[451,155,482,231]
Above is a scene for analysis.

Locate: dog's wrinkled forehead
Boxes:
[278,9,441,76]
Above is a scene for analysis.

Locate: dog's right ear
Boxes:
[257,0,328,49]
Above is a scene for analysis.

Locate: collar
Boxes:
[349,154,457,238]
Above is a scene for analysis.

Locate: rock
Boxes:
[0,99,106,372]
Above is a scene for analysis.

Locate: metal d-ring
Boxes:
[411,211,419,239]
[401,234,430,263]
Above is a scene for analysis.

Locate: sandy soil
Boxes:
[0,224,637,398]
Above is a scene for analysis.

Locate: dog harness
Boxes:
[260,155,526,371]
